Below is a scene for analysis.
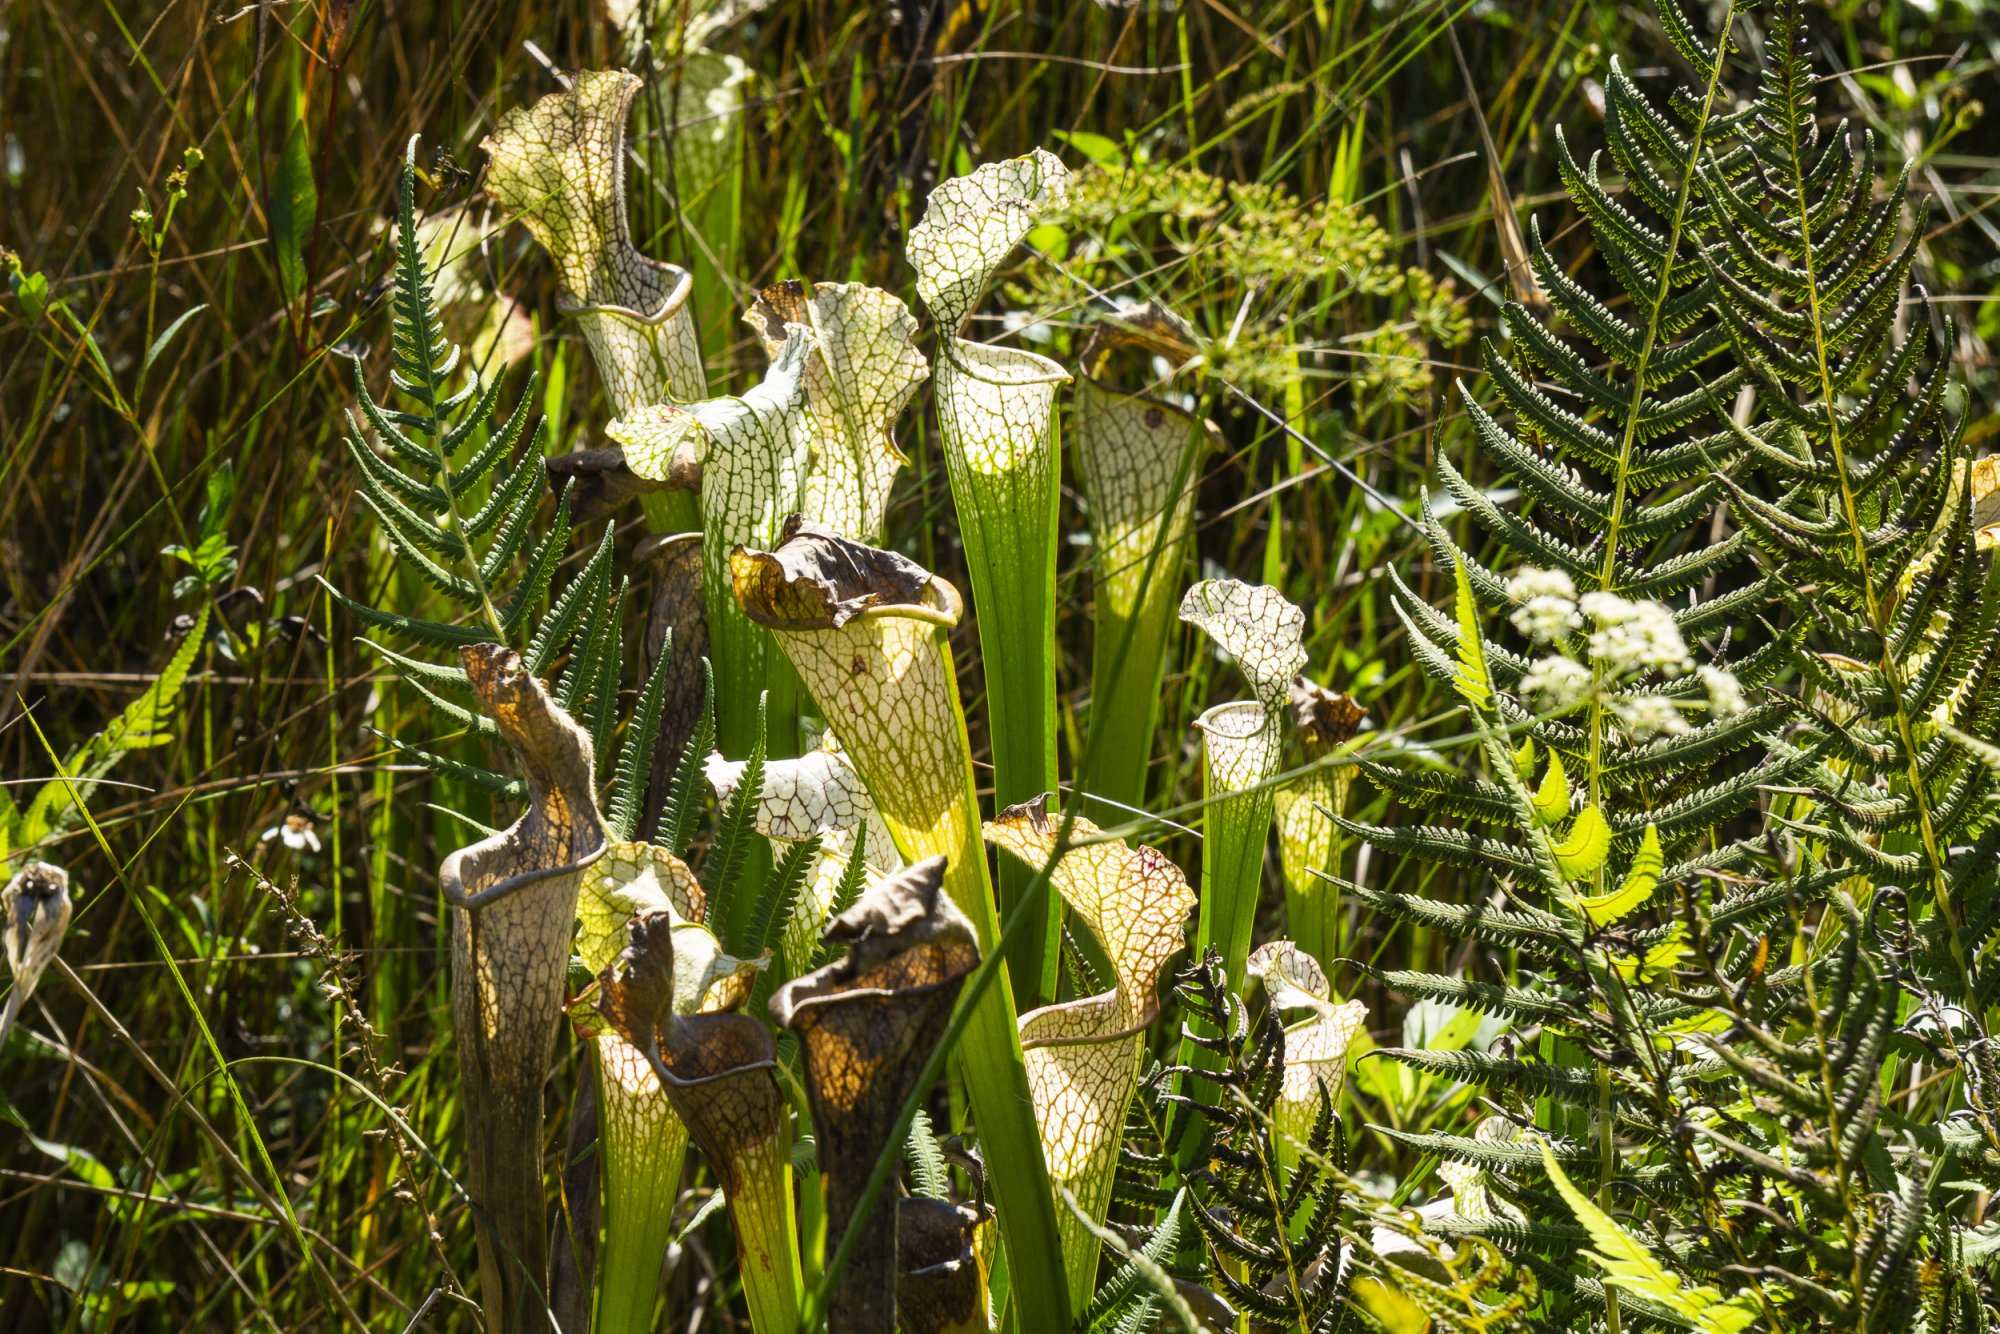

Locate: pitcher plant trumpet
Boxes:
[439,645,608,1332]
[732,517,1072,1330]
[986,796,1194,1309]
[908,150,1072,1004]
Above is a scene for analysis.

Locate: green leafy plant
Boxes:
[1345,3,2000,1327]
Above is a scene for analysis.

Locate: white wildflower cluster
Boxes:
[1578,591,1691,677]
[1520,655,1592,711]
[1505,566,1583,643]
[1698,664,1748,717]
[1612,693,1690,741]
[1502,568,1751,736]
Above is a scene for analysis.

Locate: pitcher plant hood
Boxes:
[906,149,1072,336]
[746,280,928,541]
[482,70,705,413]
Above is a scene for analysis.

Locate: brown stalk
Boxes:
[440,645,607,1333]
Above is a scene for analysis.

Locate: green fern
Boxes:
[1348,4,1999,1329]
[326,137,639,810]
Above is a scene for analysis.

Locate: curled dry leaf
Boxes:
[597,906,801,1331]
[896,1196,995,1334]
[986,796,1195,1306]
[907,148,1072,335]
[747,279,929,540]
[1,862,71,1045]
[1245,941,1368,1168]
[770,857,980,1334]
[1289,678,1367,757]
[731,514,939,630]
[438,645,607,1331]
[545,442,691,523]
[481,70,705,414]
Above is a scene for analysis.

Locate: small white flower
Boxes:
[1698,665,1747,717]
[1579,592,1691,678]
[1612,694,1690,741]
[260,813,321,853]
[1505,567,1576,603]
[1520,655,1593,711]
[1506,568,1583,642]
[1000,309,1054,344]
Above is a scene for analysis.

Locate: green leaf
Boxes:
[1551,805,1611,881]
[1541,1142,1759,1332]
[1530,749,1570,826]
[1578,824,1663,927]
[1450,552,1491,710]
[270,119,317,303]
[11,268,50,323]
[144,304,209,375]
